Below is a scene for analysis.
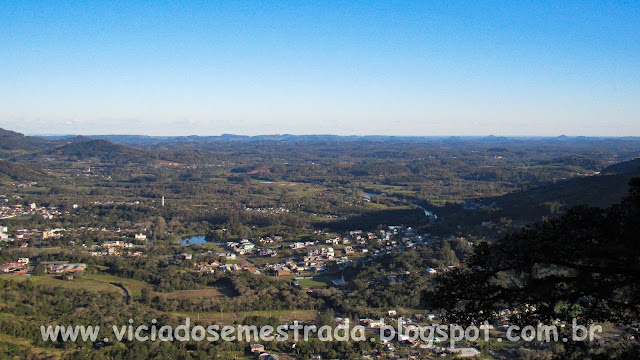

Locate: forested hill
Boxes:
[0,128,88,153]
[0,128,25,137]
[0,128,51,152]
[430,178,640,330]
[47,139,157,164]
[451,157,640,227]
[602,157,640,174]
[0,160,48,182]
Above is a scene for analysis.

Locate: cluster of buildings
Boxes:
[92,200,141,206]
[249,344,279,359]
[185,224,462,287]
[289,240,319,250]
[193,261,260,274]
[0,221,150,249]
[257,236,282,244]
[302,247,335,273]
[202,225,441,279]
[257,248,277,257]
[45,262,87,274]
[0,258,87,277]
[267,261,299,277]
[226,240,256,255]
[215,252,236,259]
[88,240,145,257]
[244,207,290,214]
[242,313,483,359]
[0,202,62,220]
[0,227,65,245]
[355,314,483,358]
[263,246,335,277]
[425,265,458,275]
[1,257,30,274]
[194,260,222,273]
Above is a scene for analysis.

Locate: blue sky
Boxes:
[0,1,638,136]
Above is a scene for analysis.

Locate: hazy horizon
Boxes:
[22,130,640,139]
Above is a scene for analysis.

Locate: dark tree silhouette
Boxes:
[427,178,640,327]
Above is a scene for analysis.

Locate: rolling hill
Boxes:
[0,159,49,182]
[601,157,640,174]
[451,157,640,227]
[47,139,157,164]
[0,128,52,152]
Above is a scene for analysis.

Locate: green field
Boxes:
[173,309,317,323]
[0,273,124,295]
[163,286,232,299]
[296,277,332,289]
[83,273,149,297]
[0,272,150,299]
[363,184,417,196]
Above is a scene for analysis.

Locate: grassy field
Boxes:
[0,272,150,299]
[364,184,417,196]
[83,273,236,301]
[0,273,124,295]
[173,309,318,323]
[0,272,239,302]
[296,276,332,289]
[163,286,230,299]
[430,199,463,206]
[83,273,149,297]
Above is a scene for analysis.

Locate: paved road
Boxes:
[111,282,130,304]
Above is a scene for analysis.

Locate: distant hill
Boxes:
[0,159,48,182]
[0,128,53,152]
[48,139,157,164]
[0,128,25,137]
[601,158,640,174]
[464,157,640,226]
[45,138,220,165]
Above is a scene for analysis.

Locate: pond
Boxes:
[181,235,207,246]
[363,192,380,199]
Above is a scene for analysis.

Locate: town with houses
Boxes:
[0,135,635,360]
[2,213,459,282]
[0,194,490,358]
[2,174,615,359]
[1,200,499,358]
